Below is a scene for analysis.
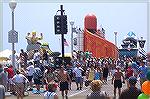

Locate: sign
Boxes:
[8,30,18,43]
[139,40,146,48]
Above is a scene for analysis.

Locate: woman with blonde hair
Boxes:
[87,80,110,99]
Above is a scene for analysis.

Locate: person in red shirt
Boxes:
[6,65,15,94]
[125,62,133,88]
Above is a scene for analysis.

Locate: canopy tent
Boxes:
[0,49,12,62]
[0,49,19,62]
[0,49,12,58]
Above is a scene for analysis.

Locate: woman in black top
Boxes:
[103,62,109,83]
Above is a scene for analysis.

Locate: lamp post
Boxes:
[114,32,117,59]
[114,32,117,46]
[9,0,17,69]
[70,21,74,58]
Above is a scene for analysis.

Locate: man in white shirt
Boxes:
[73,62,84,90]
[9,50,19,69]
[33,50,41,65]
[12,70,28,99]
[26,62,34,91]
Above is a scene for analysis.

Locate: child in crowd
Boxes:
[44,82,58,99]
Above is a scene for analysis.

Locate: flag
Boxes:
[64,38,69,46]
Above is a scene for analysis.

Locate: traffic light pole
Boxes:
[60,5,65,66]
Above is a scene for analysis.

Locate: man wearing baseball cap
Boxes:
[119,76,141,99]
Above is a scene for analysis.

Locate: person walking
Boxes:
[86,65,95,82]
[33,50,41,65]
[94,66,102,80]
[42,49,49,66]
[26,62,34,91]
[12,69,28,99]
[119,76,141,99]
[112,66,125,98]
[138,60,148,87]
[33,64,43,93]
[125,62,133,88]
[103,62,109,84]
[19,49,28,69]
[73,63,84,90]
[57,66,71,99]
[6,65,15,94]
[44,66,56,91]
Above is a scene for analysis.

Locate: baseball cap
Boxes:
[129,76,137,85]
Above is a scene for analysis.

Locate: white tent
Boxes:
[0,49,12,58]
[0,49,12,62]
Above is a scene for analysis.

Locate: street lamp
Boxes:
[70,21,74,58]
[9,0,17,69]
[114,32,118,59]
[114,32,117,46]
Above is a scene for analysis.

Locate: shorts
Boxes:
[14,83,24,96]
[60,81,69,91]
[114,80,122,88]
[27,76,33,82]
[75,77,82,83]
[34,79,41,85]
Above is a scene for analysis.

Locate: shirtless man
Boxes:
[112,66,125,98]
[57,66,71,99]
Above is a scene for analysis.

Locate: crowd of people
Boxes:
[0,50,150,99]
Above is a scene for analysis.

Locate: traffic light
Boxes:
[54,15,61,34]
[54,15,68,34]
[62,15,68,34]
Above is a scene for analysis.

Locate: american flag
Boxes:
[64,38,69,46]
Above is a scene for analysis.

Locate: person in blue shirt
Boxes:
[138,60,148,87]
[94,67,102,81]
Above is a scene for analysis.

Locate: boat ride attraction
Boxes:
[76,13,118,59]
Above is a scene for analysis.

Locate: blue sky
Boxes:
[3,2,148,53]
